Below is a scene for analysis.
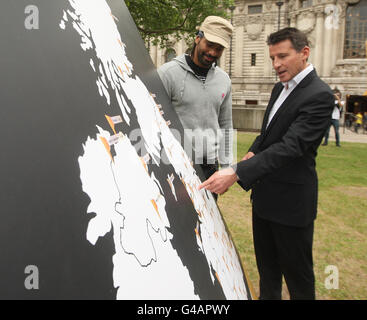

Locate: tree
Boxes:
[125,0,235,47]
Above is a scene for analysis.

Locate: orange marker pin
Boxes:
[215,272,222,287]
[124,63,130,73]
[151,200,161,220]
[100,137,114,162]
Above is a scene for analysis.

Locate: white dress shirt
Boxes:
[267,64,315,129]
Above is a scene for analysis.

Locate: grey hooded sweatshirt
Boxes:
[158,54,233,167]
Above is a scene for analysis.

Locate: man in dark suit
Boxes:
[199,28,334,300]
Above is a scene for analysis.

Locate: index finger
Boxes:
[198,179,212,190]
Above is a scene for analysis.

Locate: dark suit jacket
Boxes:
[236,70,334,227]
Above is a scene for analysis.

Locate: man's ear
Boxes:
[302,46,310,60]
[195,35,201,45]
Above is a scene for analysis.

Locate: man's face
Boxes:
[269,39,310,83]
[193,36,225,68]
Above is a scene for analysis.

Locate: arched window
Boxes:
[165,48,177,62]
[344,0,367,58]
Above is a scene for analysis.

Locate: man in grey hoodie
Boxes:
[158,16,234,198]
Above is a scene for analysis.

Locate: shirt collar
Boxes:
[282,64,314,90]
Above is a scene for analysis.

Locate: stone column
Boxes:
[234,20,244,77]
[150,42,158,67]
[263,14,273,78]
[176,39,184,56]
[336,2,348,60]
[290,13,297,28]
[330,22,340,74]
[314,7,325,74]
[157,46,164,68]
[322,7,334,77]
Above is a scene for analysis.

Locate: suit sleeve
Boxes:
[248,135,262,154]
[235,90,334,191]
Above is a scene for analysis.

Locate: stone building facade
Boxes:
[149,0,367,130]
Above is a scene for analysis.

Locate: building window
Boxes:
[344,0,367,59]
[251,53,256,66]
[248,5,262,14]
[300,0,313,8]
[165,48,177,62]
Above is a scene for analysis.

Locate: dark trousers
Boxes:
[200,162,219,201]
[252,213,315,300]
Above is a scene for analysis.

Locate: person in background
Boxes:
[363,112,367,132]
[355,111,363,133]
[322,89,343,147]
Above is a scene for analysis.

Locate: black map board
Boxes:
[0,0,253,300]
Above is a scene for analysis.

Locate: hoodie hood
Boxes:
[173,54,216,75]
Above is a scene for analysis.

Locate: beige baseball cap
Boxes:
[198,16,234,48]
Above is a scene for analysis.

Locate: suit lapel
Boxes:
[261,83,283,134]
[264,70,317,136]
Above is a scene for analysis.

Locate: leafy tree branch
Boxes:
[125,0,235,47]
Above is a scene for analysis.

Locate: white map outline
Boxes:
[61,0,249,300]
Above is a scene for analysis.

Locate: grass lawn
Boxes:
[218,132,367,300]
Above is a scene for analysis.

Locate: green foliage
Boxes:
[125,0,235,47]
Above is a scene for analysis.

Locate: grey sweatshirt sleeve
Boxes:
[218,84,234,167]
[157,64,173,100]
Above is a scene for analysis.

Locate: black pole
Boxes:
[276,2,284,31]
